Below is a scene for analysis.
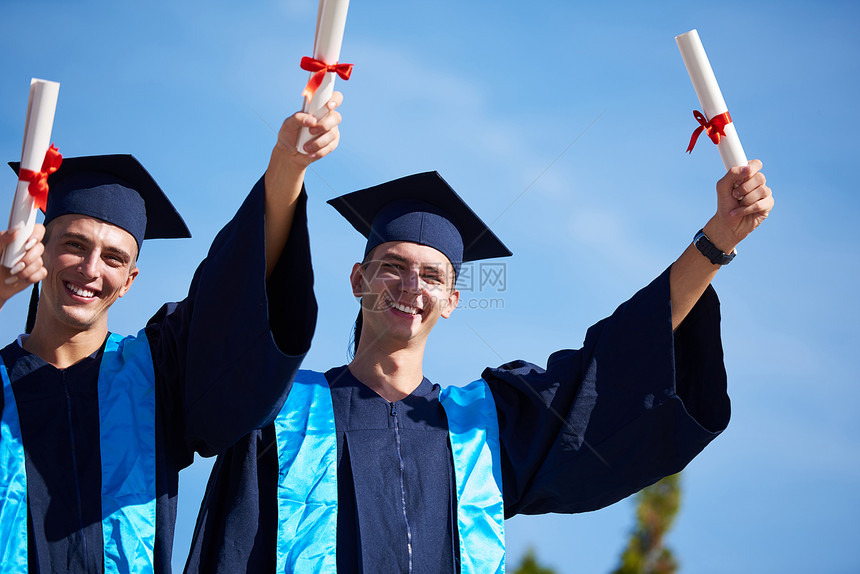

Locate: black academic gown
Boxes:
[184,267,730,574]
[0,178,317,573]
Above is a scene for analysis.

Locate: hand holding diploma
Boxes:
[675,28,773,251]
[667,30,773,331]
[707,159,773,255]
[3,79,60,268]
[265,91,343,277]
[273,92,343,167]
[297,0,351,153]
[0,223,46,310]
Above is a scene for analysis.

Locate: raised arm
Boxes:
[480,162,772,517]
[669,159,773,330]
[0,224,46,310]
[150,96,343,458]
[263,92,343,278]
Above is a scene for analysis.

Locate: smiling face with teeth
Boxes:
[36,214,140,338]
[350,241,460,351]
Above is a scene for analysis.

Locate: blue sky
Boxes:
[1,0,858,572]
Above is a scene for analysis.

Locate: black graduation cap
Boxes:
[9,154,190,250]
[327,171,511,278]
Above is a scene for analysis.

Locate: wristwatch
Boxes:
[693,229,736,266]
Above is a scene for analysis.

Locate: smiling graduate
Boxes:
[0,94,343,573]
[186,162,773,573]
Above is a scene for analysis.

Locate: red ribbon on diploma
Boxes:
[300,56,353,101]
[686,110,732,153]
[18,144,62,211]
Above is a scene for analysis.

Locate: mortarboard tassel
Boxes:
[25,282,39,334]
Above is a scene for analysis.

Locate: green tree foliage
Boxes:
[511,547,558,574]
[610,473,682,574]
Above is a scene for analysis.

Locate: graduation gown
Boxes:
[185,267,730,573]
[0,178,317,573]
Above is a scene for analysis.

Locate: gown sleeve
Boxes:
[144,176,317,462]
[482,266,730,518]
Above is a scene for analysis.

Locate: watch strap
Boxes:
[694,228,736,265]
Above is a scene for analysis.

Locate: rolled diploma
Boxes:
[297,0,350,153]
[676,29,748,170]
[2,79,60,268]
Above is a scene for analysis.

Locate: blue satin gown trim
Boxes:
[0,360,27,574]
[98,332,157,574]
[274,369,338,573]
[440,379,506,574]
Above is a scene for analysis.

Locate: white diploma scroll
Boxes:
[676,29,748,170]
[297,0,350,153]
[2,79,60,268]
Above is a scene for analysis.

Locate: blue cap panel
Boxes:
[328,171,511,279]
[45,178,147,248]
[9,154,190,250]
[366,200,464,276]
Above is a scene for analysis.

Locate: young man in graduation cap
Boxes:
[0,95,343,572]
[185,162,773,573]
